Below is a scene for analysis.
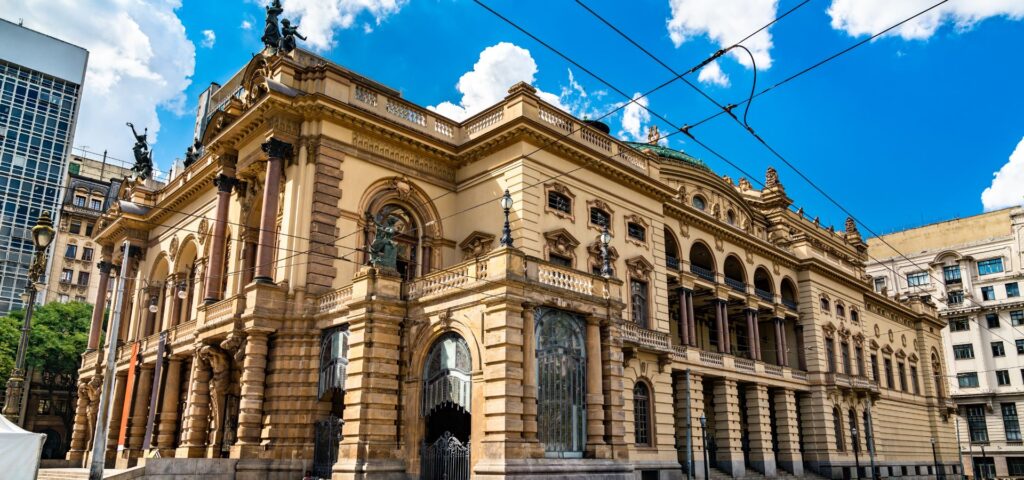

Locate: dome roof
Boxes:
[624,142,712,173]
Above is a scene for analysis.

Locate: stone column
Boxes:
[712,378,744,476]
[105,373,128,464]
[253,138,291,284]
[780,319,790,368]
[125,364,154,461]
[752,313,762,361]
[715,300,727,353]
[156,357,183,455]
[176,354,211,458]
[67,380,92,464]
[585,316,606,455]
[168,275,183,329]
[602,322,628,461]
[87,261,113,350]
[746,309,757,360]
[477,298,529,467]
[773,389,803,475]
[721,302,732,354]
[678,289,690,346]
[205,173,236,303]
[675,372,706,479]
[521,304,538,444]
[687,290,697,347]
[745,384,777,476]
[774,318,785,366]
[232,329,270,456]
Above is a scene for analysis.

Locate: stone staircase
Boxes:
[705,465,830,480]
[37,467,145,480]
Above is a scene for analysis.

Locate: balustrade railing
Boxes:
[620,322,671,352]
[690,265,715,282]
[782,298,798,310]
[764,364,784,377]
[735,357,755,373]
[699,350,724,367]
[755,288,774,302]
[724,277,746,293]
[792,369,808,380]
[666,256,680,271]
[535,263,594,297]
[317,285,354,315]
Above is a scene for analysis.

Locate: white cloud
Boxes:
[428,42,568,122]
[667,0,778,69]
[201,29,216,48]
[281,0,407,51]
[697,60,730,87]
[241,20,253,30]
[7,0,195,169]
[981,136,1024,211]
[617,93,650,142]
[828,0,1024,40]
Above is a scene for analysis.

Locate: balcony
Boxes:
[666,256,680,271]
[782,298,798,310]
[852,375,880,395]
[824,372,853,390]
[724,277,746,293]
[690,265,715,282]
[755,288,774,302]
[620,321,672,352]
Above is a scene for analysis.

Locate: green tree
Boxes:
[0,301,92,386]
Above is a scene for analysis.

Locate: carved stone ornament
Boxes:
[881,344,894,355]
[169,236,179,262]
[625,256,654,281]
[544,228,581,263]
[765,166,781,189]
[738,177,752,191]
[438,308,454,330]
[822,323,836,339]
[588,239,619,266]
[243,56,271,109]
[198,217,210,245]
[389,176,413,200]
[459,231,496,259]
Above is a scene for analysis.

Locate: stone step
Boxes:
[37,467,144,480]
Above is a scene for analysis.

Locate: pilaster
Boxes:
[231,329,271,457]
[176,353,211,458]
[155,357,183,456]
[773,389,803,475]
[122,363,154,465]
[712,378,744,476]
[745,384,776,476]
[674,372,705,479]
[602,322,628,461]
[66,379,92,464]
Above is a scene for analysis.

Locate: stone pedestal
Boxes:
[712,378,744,477]
[66,380,92,464]
[176,354,212,458]
[773,389,803,476]
[584,317,607,459]
[231,329,270,458]
[156,358,183,456]
[674,372,705,479]
[745,385,776,476]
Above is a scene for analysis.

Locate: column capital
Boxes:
[213,173,239,193]
[261,138,293,160]
[97,260,114,274]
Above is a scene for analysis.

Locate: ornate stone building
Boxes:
[68,44,959,479]
[867,207,1024,479]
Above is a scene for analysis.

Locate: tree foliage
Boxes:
[0,301,92,386]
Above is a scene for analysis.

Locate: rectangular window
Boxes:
[897,362,907,391]
[627,222,646,242]
[982,286,996,301]
[841,342,851,375]
[1016,339,1024,355]
[953,344,975,359]
[73,195,86,207]
[630,280,648,329]
[59,269,73,283]
[947,290,964,305]
[77,271,89,286]
[1003,404,1022,442]
[58,294,69,303]
[873,277,886,292]
[826,338,836,373]
[589,207,610,228]
[84,222,93,236]
[855,346,864,377]
[907,271,929,287]
[987,313,1000,328]
[996,370,1011,386]
[950,317,970,332]
[1009,458,1024,477]
[910,365,920,394]
[884,358,895,389]
[958,372,979,388]
[992,341,1006,357]
[978,258,1004,275]
[965,405,988,442]
[547,191,571,214]
[69,221,81,234]
[1008,282,1021,298]
[1013,311,1024,326]
[870,354,879,383]
[64,244,76,258]
[89,198,101,210]
[81,247,93,262]
[548,254,572,267]
[943,265,962,284]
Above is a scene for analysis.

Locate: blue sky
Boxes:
[7,0,1024,235]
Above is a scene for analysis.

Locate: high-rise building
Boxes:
[866,207,1024,479]
[43,150,133,306]
[0,18,88,315]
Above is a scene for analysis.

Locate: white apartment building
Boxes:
[866,207,1024,479]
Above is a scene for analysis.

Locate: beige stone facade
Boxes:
[867,208,1024,478]
[67,47,960,479]
[43,152,134,305]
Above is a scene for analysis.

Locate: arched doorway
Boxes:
[368,204,423,281]
[421,333,472,480]
[535,307,586,458]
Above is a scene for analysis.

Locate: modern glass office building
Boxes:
[0,19,88,314]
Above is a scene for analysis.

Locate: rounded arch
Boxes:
[723,254,746,284]
[358,178,444,279]
[780,277,798,307]
[664,227,680,269]
[688,241,716,274]
[631,377,654,446]
[933,250,963,264]
[357,177,444,240]
[174,237,199,274]
[753,266,774,294]
[149,253,170,280]
[422,332,473,416]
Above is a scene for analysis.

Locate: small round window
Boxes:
[692,196,706,211]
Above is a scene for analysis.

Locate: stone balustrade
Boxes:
[317,285,354,315]
[620,321,672,352]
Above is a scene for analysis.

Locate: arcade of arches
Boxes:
[68,46,958,480]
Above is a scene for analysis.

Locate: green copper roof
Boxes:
[624,141,712,173]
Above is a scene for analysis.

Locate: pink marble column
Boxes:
[87,261,113,350]
[716,300,728,354]
[746,309,757,360]
[687,290,697,347]
[204,173,236,303]
[678,289,690,346]
[253,139,291,284]
[774,318,785,366]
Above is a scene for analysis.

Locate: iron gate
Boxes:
[312,416,343,478]
[421,431,469,480]
[535,308,586,457]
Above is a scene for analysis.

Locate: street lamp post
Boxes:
[852,426,861,479]
[599,225,612,278]
[1,211,55,423]
[700,414,709,480]
[499,189,513,248]
[932,437,942,480]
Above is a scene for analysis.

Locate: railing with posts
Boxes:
[620,322,672,352]
[406,261,486,298]
[666,256,680,271]
[792,369,808,380]
[690,265,715,282]
[735,357,755,373]
[317,285,354,315]
[764,364,784,377]
[699,350,724,367]
[755,288,774,302]
[782,298,798,310]
[724,277,746,293]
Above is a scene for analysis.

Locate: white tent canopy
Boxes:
[0,414,45,480]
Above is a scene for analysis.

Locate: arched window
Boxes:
[369,205,423,280]
[422,333,472,416]
[754,267,773,301]
[833,407,845,452]
[633,381,652,446]
[836,302,846,318]
[689,242,715,281]
[318,326,350,400]
[820,296,831,312]
[724,255,746,292]
[781,278,798,310]
[849,408,859,454]
[664,227,680,270]
[726,209,736,225]
[536,308,586,458]
[692,195,706,211]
